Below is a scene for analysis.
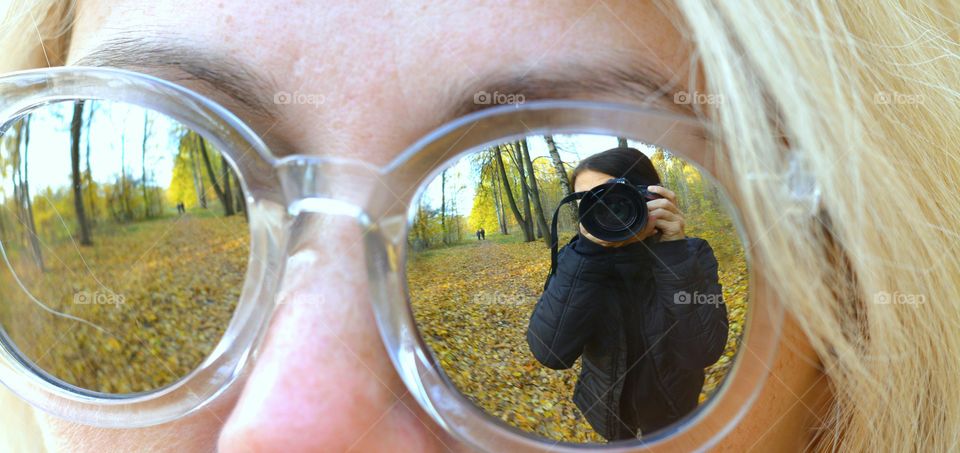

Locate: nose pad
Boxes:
[276,155,385,218]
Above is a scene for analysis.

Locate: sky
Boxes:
[0,100,182,202]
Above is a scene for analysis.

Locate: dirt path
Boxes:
[408,237,604,443]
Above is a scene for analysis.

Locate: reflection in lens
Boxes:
[408,136,747,443]
[594,196,636,232]
[0,100,250,394]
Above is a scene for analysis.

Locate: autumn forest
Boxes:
[408,134,748,442]
[0,100,249,393]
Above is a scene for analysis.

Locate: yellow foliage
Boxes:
[0,214,249,393]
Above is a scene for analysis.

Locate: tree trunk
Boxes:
[84,104,97,223]
[221,155,234,218]
[508,143,535,241]
[0,198,6,243]
[70,101,93,246]
[189,141,207,208]
[413,205,430,249]
[617,136,629,148]
[12,124,25,242]
[545,135,578,228]
[454,206,461,242]
[496,145,532,241]
[10,123,23,238]
[520,139,552,246]
[141,111,151,218]
[440,169,447,244]
[198,135,234,216]
[19,118,44,270]
[120,132,132,221]
[491,164,508,234]
[233,170,248,221]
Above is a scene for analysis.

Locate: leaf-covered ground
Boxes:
[0,212,249,394]
[408,233,747,443]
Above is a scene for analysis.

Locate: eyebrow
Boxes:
[449,60,688,119]
[73,36,691,146]
[73,36,282,121]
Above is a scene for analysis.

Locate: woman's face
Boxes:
[573,169,616,194]
[41,0,829,451]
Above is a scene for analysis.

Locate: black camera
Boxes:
[578,178,662,242]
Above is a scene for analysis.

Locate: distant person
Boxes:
[526,147,728,440]
[475,229,482,240]
[479,228,485,240]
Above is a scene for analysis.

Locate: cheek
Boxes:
[37,396,235,452]
[717,315,830,449]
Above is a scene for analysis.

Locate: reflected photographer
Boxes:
[526,147,729,440]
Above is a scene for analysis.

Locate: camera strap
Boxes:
[549,191,585,279]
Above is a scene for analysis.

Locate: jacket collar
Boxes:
[570,234,656,262]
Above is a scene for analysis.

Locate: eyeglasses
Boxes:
[0,67,783,450]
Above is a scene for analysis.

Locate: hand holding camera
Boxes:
[548,177,689,278]
[643,185,686,243]
[577,180,686,248]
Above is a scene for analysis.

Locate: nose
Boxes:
[217,215,457,452]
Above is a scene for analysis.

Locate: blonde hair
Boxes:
[2,0,959,451]
[672,1,960,451]
[0,387,47,451]
[0,0,75,73]
[0,3,76,450]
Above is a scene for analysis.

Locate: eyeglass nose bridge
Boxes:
[275,155,387,221]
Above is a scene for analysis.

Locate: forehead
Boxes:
[68,0,691,163]
[573,169,615,191]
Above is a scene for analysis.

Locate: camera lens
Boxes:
[579,183,648,242]
[593,194,637,232]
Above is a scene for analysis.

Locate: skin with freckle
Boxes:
[33,1,832,451]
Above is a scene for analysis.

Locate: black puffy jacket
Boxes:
[526,234,728,440]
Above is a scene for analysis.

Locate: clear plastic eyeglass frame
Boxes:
[0,67,783,452]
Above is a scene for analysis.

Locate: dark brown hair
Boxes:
[570,147,661,188]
